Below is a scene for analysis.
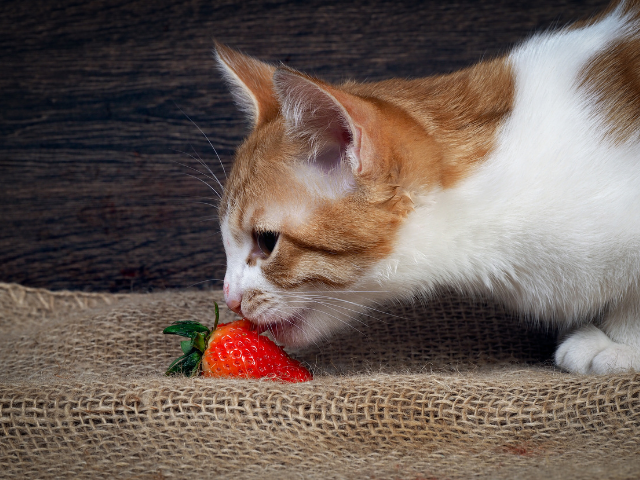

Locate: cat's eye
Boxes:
[254,230,279,257]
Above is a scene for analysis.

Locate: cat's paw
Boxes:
[589,343,640,374]
[555,325,640,374]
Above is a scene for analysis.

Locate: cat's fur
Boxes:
[216,0,640,374]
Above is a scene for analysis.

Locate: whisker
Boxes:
[175,195,223,201]
[182,172,222,199]
[289,311,326,349]
[284,299,378,326]
[280,292,403,321]
[292,292,388,309]
[186,278,226,288]
[267,310,324,349]
[190,143,222,189]
[195,217,221,225]
[170,151,214,179]
[195,201,220,209]
[289,290,389,294]
[277,305,367,337]
[171,150,225,194]
[174,102,227,179]
[283,300,378,330]
[278,290,388,307]
[274,309,325,336]
[285,291,392,309]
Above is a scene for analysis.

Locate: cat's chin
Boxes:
[253,314,311,348]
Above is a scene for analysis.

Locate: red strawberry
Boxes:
[163,303,312,383]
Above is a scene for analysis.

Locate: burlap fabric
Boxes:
[0,282,638,479]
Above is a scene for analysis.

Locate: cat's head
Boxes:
[215,43,443,347]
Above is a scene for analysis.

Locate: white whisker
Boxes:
[195,201,221,209]
[280,292,402,321]
[174,102,227,179]
[269,309,324,349]
[190,144,223,191]
[186,278,226,288]
[182,172,222,199]
[171,150,225,193]
[283,299,377,326]
[277,305,367,337]
[195,216,221,224]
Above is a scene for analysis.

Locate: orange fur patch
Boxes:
[579,35,640,145]
[263,189,410,288]
[341,56,514,188]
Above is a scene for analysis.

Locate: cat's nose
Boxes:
[223,278,243,316]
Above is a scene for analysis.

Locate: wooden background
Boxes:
[0,0,609,292]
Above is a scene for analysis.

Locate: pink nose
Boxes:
[223,279,242,316]
[226,297,243,316]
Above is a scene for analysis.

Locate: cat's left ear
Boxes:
[214,42,279,127]
[273,68,384,178]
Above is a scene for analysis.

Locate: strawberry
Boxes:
[163,302,312,383]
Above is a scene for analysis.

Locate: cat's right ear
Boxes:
[273,67,386,179]
[214,42,279,127]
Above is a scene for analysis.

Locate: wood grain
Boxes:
[0,0,609,292]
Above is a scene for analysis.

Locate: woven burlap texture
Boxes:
[0,282,638,479]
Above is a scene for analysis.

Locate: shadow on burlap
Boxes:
[0,282,638,479]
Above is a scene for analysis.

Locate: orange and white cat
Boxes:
[216,1,640,374]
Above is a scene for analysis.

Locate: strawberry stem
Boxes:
[213,302,220,331]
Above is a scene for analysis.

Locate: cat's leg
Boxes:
[555,291,640,374]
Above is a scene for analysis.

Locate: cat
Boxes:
[215,0,640,374]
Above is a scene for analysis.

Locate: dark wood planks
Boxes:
[0,0,609,292]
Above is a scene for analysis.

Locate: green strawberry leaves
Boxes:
[180,340,192,355]
[165,350,202,376]
[162,321,209,338]
[163,303,220,377]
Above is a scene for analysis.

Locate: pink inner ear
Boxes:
[310,115,356,173]
[313,144,343,173]
[274,68,370,175]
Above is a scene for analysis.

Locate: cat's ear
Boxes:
[273,67,381,177]
[214,42,279,126]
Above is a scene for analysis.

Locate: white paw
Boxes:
[590,344,640,374]
[555,325,640,374]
